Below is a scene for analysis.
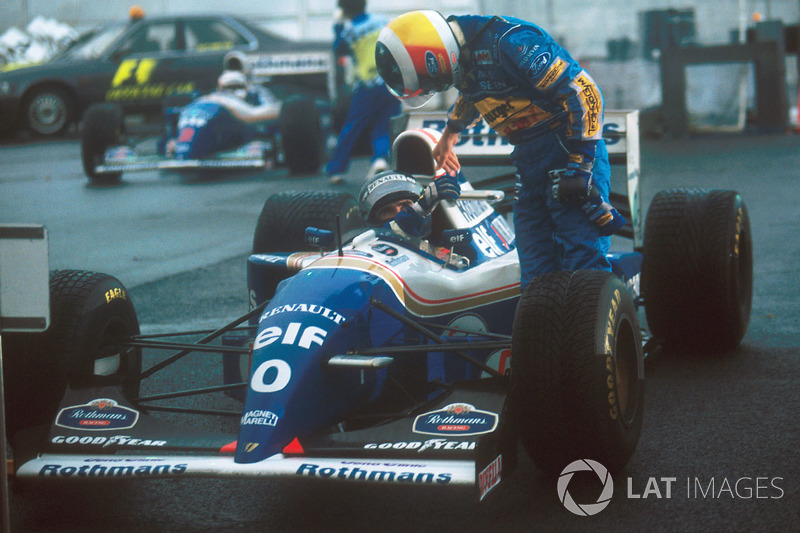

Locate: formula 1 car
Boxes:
[3,111,753,501]
[80,51,331,185]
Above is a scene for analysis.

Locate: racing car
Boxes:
[3,110,752,501]
[80,51,332,185]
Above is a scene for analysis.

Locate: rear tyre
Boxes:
[511,270,644,477]
[2,270,141,447]
[642,189,753,352]
[253,191,364,253]
[279,96,323,175]
[81,104,124,185]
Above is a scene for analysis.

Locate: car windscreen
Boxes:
[62,23,127,60]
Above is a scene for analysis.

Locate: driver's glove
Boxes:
[414,172,461,216]
[552,155,593,205]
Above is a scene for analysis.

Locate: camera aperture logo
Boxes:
[558,459,614,516]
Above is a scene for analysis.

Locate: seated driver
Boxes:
[359,170,465,264]
[202,70,280,123]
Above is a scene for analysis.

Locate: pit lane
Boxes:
[1,133,799,530]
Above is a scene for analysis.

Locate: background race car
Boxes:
[80,51,331,184]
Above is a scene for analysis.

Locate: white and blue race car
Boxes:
[4,111,752,500]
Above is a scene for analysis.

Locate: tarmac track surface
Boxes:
[1,132,798,531]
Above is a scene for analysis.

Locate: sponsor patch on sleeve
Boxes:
[536,57,567,90]
[571,71,603,139]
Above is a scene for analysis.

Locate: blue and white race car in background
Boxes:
[3,111,752,500]
[80,50,333,184]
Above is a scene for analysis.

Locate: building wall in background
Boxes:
[3,0,799,58]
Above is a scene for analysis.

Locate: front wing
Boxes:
[95,141,273,174]
[14,378,514,502]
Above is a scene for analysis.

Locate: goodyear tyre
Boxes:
[511,270,644,477]
[642,189,753,352]
[2,270,141,447]
[279,96,323,175]
[81,103,124,185]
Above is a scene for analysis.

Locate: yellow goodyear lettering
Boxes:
[104,287,127,303]
[734,206,743,256]
[604,289,621,420]
[571,71,602,139]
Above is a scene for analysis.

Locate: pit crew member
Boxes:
[327,0,401,185]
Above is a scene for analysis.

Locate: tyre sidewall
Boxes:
[512,270,644,476]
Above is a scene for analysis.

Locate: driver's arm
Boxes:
[201,93,280,123]
[393,172,461,237]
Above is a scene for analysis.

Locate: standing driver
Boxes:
[375,11,625,289]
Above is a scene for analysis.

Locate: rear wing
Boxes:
[391,110,642,249]
[223,50,335,100]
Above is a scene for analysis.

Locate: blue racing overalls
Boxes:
[326,13,401,176]
[446,15,611,288]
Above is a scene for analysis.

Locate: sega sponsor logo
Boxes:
[51,435,166,448]
[479,455,502,501]
[260,303,346,325]
[38,459,187,477]
[241,409,279,427]
[296,463,452,484]
[479,80,508,92]
[413,403,499,436]
[364,439,477,452]
[55,399,139,431]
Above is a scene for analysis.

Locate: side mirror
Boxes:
[305,227,335,251]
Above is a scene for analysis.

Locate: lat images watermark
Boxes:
[558,461,786,516]
[558,459,614,516]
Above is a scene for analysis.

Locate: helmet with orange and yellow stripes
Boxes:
[375,10,462,108]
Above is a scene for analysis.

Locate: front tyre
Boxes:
[24,85,74,136]
[2,270,141,447]
[511,270,644,477]
[81,104,124,185]
[279,96,323,175]
[642,189,753,352]
[253,191,364,253]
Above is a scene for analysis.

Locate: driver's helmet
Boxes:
[391,127,442,178]
[359,170,422,226]
[375,10,462,108]
[217,70,248,99]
